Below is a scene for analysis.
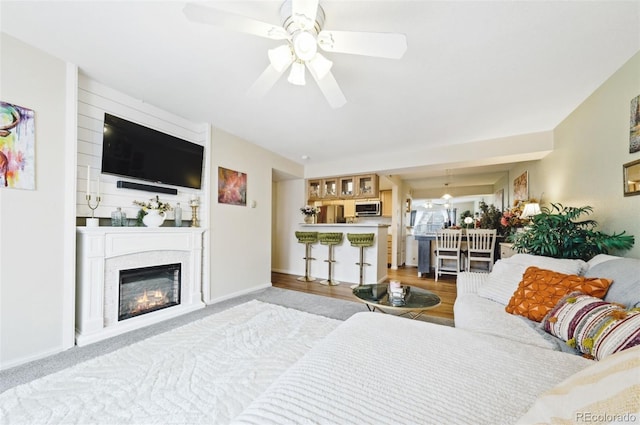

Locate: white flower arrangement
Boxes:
[300,205,319,216]
[133,195,172,213]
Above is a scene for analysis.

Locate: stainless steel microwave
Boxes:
[355,200,381,216]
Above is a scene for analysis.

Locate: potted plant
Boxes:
[133,195,173,227]
[300,205,319,224]
[512,203,634,261]
[477,201,505,235]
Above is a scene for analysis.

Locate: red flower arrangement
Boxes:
[500,201,528,236]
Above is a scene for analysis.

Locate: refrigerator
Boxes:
[405,211,419,266]
[317,205,345,224]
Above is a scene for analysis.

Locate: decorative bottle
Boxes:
[174,202,182,227]
[111,207,123,227]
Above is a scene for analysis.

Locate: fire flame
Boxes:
[131,289,168,314]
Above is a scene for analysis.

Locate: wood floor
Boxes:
[271,266,456,320]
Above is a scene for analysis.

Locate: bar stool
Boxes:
[347,233,375,287]
[295,231,318,282]
[317,232,343,286]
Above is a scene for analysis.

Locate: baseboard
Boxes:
[75,302,205,347]
[1,344,68,371]
[377,274,389,284]
[206,283,272,305]
[271,267,297,275]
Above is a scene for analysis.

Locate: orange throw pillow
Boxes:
[505,266,612,322]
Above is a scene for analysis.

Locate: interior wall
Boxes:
[0,34,74,369]
[543,51,640,258]
[272,178,306,275]
[517,52,640,259]
[455,201,476,220]
[493,173,510,210]
[208,128,302,302]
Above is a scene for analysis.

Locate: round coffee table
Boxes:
[352,283,441,320]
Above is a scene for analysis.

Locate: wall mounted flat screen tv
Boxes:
[101,113,204,189]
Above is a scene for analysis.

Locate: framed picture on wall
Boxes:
[218,167,247,206]
[0,101,35,190]
[513,171,528,202]
[494,188,504,211]
[623,159,640,196]
[631,94,640,153]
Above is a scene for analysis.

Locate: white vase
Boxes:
[143,210,166,227]
[304,215,315,224]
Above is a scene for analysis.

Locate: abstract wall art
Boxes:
[630,94,640,154]
[513,171,528,202]
[218,166,247,206]
[0,101,35,190]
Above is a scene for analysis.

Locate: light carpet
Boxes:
[0,300,341,425]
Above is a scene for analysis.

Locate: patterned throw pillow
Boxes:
[543,292,640,360]
[477,255,589,305]
[505,267,612,322]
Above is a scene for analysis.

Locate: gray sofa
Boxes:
[454,253,640,351]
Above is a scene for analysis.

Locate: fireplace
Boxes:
[76,227,205,346]
[118,263,181,321]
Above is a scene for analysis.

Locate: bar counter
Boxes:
[298,223,389,285]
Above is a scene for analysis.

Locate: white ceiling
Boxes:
[2,1,639,192]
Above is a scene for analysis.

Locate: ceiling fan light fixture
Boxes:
[307,53,332,80]
[268,44,294,72]
[292,30,317,61]
[288,61,306,85]
[183,1,407,107]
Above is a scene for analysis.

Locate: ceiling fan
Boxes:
[183,0,407,108]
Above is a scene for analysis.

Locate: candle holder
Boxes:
[86,194,101,227]
[190,198,200,228]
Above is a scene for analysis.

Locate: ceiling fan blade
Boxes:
[247,64,288,99]
[183,3,289,40]
[317,30,407,59]
[307,66,346,109]
[291,0,318,29]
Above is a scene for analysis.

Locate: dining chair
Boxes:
[435,229,463,281]
[465,229,497,272]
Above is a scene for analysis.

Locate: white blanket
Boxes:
[232,312,592,425]
[0,301,340,425]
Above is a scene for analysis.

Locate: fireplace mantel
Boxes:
[76,227,206,346]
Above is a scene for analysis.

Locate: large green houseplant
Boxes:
[477,201,506,236]
[512,203,634,261]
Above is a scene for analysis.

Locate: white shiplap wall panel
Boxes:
[77,126,102,147]
[77,139,98,156]
[77,83,203,139]
[76,74,208,227]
